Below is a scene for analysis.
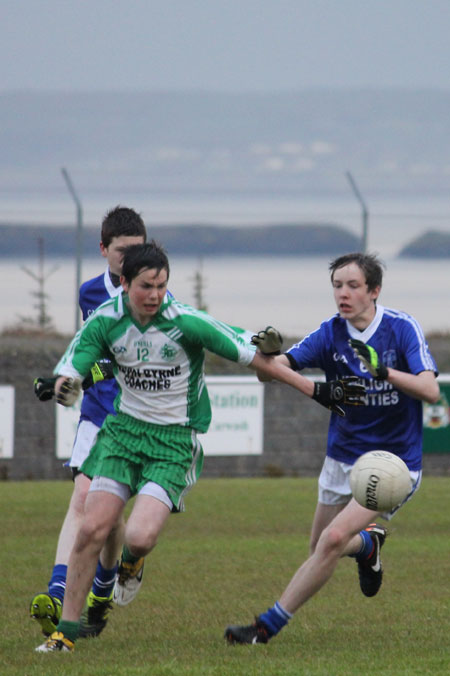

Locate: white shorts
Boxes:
[69,420,100,469]
[89,476,173,511]
[318,456,422,521]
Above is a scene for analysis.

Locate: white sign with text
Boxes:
[200,376,264,455]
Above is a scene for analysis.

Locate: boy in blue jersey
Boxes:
[225,252,440,645]
[30,206,146,639]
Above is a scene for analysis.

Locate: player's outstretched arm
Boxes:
[250,353,366,416]
[249,353,366,416]
[250,351,314,395]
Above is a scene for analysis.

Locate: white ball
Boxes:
[350,450,412,512]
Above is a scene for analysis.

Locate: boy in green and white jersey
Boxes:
[36,241,365,653]
[56,292,253,436]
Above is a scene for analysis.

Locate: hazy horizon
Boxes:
[3,2,450,92]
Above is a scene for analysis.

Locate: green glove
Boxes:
[349,339,389,380]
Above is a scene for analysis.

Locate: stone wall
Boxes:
[1,334,449,480]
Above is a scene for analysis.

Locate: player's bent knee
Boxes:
[125,528,159,556]
[77,515,115,550]
[319,525,348,556]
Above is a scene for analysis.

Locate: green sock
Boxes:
[56,620,79,642]
[122,545,141,564]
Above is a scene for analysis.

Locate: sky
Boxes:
[2,0,450,92]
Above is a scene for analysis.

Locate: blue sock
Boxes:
[91,560,118,598]
[352,530,374,561]
[48,564,67,603]
[259,601,293,637]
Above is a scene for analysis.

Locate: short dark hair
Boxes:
[101,206,147,247]
[121,241,170,284]
[329,252,384,291]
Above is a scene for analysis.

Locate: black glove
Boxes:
[349,339,389,380]
[82,361,115,390]
[251,326,283,355]
[312,376,366,417]
[34,376,57,401]
[34,362,114,402]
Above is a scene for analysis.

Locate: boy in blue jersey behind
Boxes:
[225,252,440,645]
[30,206,146,638]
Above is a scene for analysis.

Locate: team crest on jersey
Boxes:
[160,343,178,361]
[423,392,450,429]
[382,349,397,368]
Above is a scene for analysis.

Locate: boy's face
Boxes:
[100,235,145,276]
[332,262,380,329]
[121,267,168,324]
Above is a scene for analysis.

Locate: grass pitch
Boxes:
[1,477,449,675]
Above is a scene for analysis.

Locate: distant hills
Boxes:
[0,222,360,258]
[1,223,448,258]
[398,230,450,258]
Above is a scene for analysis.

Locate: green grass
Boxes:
[1,477,449,675]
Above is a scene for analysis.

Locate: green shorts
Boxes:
[80,413,204,512]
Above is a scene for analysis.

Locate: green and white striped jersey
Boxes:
[56,293,256,432]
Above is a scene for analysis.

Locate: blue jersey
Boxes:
[78,269,121,427]
[286,305,437,471]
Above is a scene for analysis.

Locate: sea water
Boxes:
[4,254,450,338]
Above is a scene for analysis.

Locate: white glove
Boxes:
[251,326,283,355]
[55,378,82,407]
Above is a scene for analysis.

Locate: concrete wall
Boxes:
[1,335,449,480]
[0,336,65,480]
